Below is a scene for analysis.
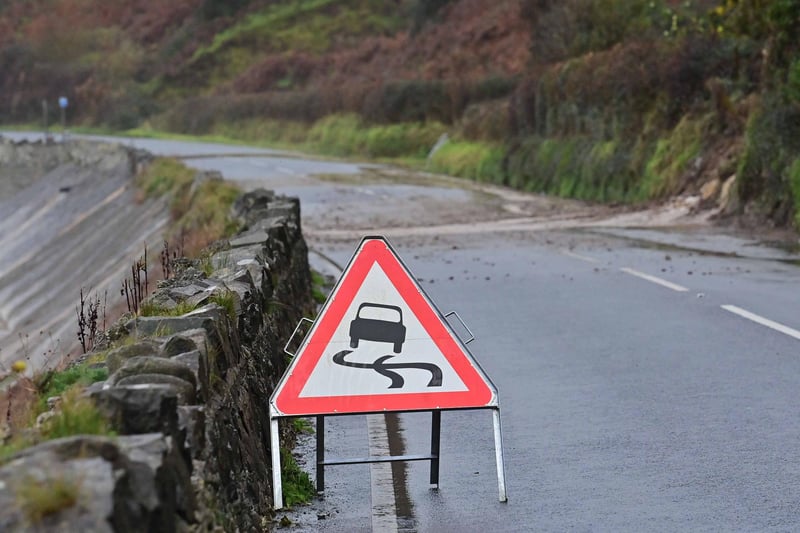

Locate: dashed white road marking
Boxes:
[561,249,600,263]
[620,267,689,292]
[721,305,800,341]
[322,259,399,530]
[367,414,399,533]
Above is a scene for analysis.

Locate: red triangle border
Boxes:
[272,238,495,416]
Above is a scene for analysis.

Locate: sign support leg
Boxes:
[270,416,283,509]
[492,408,508,502]
[316,415,325,492]
[430,410,441,486]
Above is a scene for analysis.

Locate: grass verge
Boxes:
[789,158,800,228]
[35,364,108,412]
[39,387,114,440]
[135,156,242,255]
[310,270,328,305]
[280,447,315,508]
[139,300,198,318]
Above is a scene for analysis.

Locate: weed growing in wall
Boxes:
[14,473,82,524]
[280,447,315,508]
[39,387,114,440]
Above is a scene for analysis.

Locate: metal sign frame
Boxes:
[268,236,507,508]
[269,405,507,509]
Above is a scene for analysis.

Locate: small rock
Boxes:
[115,374,196,405]
[91,384,179,436]
[35,409,56,429]
[719,174,738,212]
[106,341,161,374]
[162,335,198,357]
[111,356,197,389]
[700,178,722,204]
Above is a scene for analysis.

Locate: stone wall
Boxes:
[0,188,313,532]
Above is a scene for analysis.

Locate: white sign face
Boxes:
[299,262,469,397]
[271,236,497,417]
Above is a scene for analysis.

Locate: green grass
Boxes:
[39,388,114,440]
[280,447,315,508]
[189,0,406,88]
[35,365,108,411]
[428,140,505,182]
[14,473,81,524]
[134,156,241,255]
[1,363,111,463]
[194,0,403,60]
[139,300,198,317]
[310,270,328,304]
[172,177,242,252]
[209,291,237,321]
[639,114,704,200]
[292,417,314,434]
[136,157,195,199]
[789,158,800,228]
[307,114,447,159]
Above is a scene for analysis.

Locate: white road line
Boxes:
[367,414,399,533]
[560,249,600,263]
[620,267,689,292]
[721,305,800,341]
[326,258,399,530]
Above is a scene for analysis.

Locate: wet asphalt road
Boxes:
[5,133,800,531]
[300,231,800,532]
[172,139,800,532]
[141,138,800,532]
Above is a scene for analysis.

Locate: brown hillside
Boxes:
[317,0,530,84]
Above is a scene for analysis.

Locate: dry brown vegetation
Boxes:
[1,0,799,227]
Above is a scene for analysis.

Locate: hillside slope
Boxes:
[1,0,798,230]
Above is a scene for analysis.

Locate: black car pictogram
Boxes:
[349,302,406,354]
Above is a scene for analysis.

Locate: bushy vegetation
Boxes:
[1,364,112,462]
[790,158,800,227]
[307,114,447,158]
[139,300,198,318]
[36,364,108,410]
[3,0,800,227]
[736,102,800,224]
[136,157,241,255]
[209,291,237,321]
[39,387,113,440]
[428,141,504,183]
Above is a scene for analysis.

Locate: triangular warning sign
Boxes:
[270,236,497,416]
